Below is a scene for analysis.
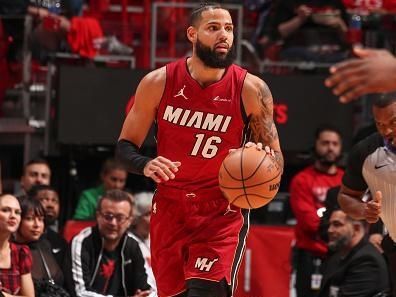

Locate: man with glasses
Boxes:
[70,189,151,297]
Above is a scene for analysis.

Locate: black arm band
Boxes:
[116,139,152,175]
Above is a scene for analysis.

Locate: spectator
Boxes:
[318,207,389,297]
[27,4,132,58]
[247,0,275,48]
[18,158,51,199]
[28,185,68,269]
[14,198,68,296]
[290,124,344,297]
[0,1,75,62]
[0,194,34,297]
[262,0,349,63]
[130,192,156,292]
[70,189,151,297]
[28,185,60,231]
[73,158,127,220]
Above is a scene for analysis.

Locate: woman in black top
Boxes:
[14,198,67,294]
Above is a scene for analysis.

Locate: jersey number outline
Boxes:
[191,134,222,159]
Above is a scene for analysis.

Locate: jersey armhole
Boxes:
[240,101,248,124]
[239,70,248,125]
[155,65,169,123]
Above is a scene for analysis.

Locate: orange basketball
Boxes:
[218,146,282,209]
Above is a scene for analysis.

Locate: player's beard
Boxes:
[196,38,235,69]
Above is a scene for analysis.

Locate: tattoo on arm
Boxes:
[249,80,284,169]
[249,81,279,144]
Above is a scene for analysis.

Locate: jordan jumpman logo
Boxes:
[174,85,188,100]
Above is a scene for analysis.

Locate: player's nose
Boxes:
[218,28,228,39]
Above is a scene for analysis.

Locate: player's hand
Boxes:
[244,142,275,156]
[143,156,181,183]
[325,48,396,103]
[369,233,384,253]
[132,289,152,297]
[364,190,382,223]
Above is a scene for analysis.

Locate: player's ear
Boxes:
[187,26,197,43]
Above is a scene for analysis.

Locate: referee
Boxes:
[338,92,396,296]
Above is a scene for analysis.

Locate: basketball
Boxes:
[218,146,282,209]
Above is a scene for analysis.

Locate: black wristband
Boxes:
[116,139,152,175]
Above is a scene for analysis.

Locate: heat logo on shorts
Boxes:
[194,257,219,272]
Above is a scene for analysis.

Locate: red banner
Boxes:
[235,225,295,297]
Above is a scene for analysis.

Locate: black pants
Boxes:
[293,247,321,297]
[382,235,396,297]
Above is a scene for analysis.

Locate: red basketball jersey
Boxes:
[156,58,248,190]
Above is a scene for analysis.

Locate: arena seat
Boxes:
[63,219,96,242]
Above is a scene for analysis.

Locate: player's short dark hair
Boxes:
[23,158,50,175]
[314,124,342,140]
[189,2,224,26]
[373,92,396,108]
[97,189,134,215]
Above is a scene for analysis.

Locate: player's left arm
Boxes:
[242,73,284,169]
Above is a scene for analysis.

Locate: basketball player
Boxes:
[338,92,396,296]
[325,47,396,103]
[116,3,283,297]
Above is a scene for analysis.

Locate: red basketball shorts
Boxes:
[150,185,249,297]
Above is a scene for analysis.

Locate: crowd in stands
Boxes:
[248,0,396,70]
[0,0,395,107]
[0,157,156,296]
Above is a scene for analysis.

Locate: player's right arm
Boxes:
[117,67,180,183]
[338,185,381,223]
[242,73,284,170]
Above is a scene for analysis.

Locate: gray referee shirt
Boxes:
[343,133,396,241]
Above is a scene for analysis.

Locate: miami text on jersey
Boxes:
[163,105,232,133]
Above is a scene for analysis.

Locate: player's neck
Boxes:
[187,56,227,88]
